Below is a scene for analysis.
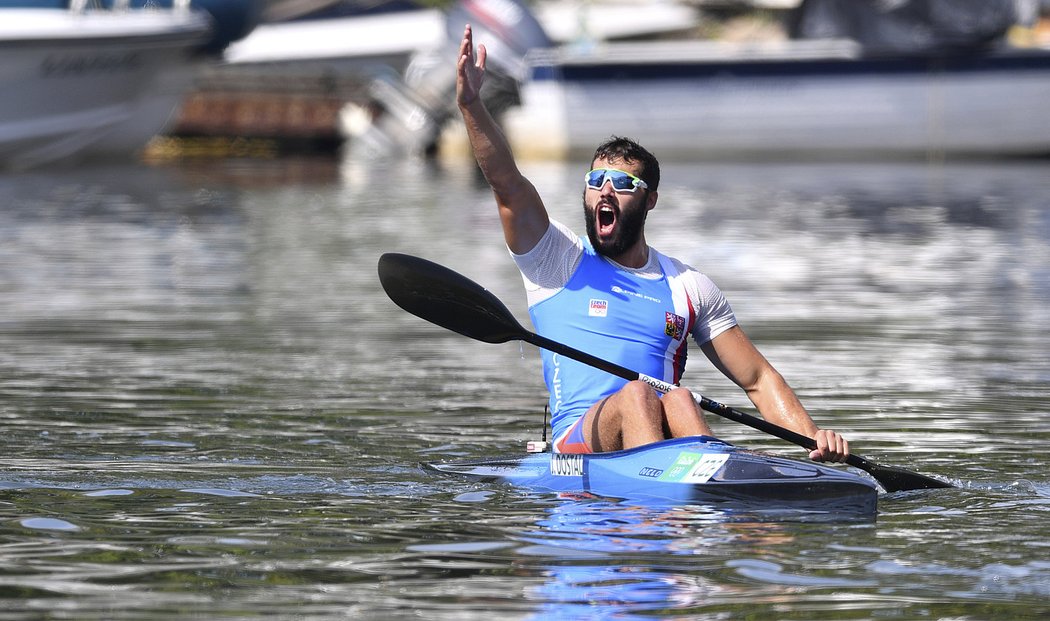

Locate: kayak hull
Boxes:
[424,436,879,516]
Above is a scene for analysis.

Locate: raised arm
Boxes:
[456,24,549,254]
[700,326,850,462]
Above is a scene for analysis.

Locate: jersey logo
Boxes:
[665,312,685,339]
[589,298,608,317]
[612,285,661,304]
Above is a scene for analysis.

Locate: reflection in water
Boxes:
[517,498,868,619]
[0,156,1048,618]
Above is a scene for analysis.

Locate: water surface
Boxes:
[0,155,1047,619]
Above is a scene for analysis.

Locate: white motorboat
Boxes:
[498,37,1050,160]
[372,0,1050,161]
[0,2,213,170]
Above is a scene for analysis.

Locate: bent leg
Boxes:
[660,387,713,438]
[582,380,666,452]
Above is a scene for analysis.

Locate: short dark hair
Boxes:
[591,136,660,193]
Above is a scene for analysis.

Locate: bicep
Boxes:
[699,326,772,391]
[495,177,550,255]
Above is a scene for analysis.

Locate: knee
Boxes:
[620,380,661,405]
[662,387,698,411]
[615,380,663,421]
[662,387,710,434]
[662,388,703,423]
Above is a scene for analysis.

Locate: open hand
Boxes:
[456,24,486,107]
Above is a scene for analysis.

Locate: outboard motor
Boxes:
[446,0,552,77]
[349,0,552,157]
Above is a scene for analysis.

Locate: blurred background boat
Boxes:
[0,0,260,170]
[259,0,1048,161]
[162,0,697,158]
[170,0,440,156]
[33,0,1049,164]
[493,0,1050,160]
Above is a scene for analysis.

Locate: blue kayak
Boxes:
[424,436,879,515]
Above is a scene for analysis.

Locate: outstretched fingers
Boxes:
[458,24,473,64]
[456,24,486,106]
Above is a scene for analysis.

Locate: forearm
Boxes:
[746,369,819,437]
[458,97,548,252]
[701,295,848,460]
[459,98,524,195]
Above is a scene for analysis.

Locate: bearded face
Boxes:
[582,159,654,261]
[583,194,648,258]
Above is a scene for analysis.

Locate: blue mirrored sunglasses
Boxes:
[584,168,649,193]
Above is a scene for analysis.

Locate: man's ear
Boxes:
[646,190,658,212]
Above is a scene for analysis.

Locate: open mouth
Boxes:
[597,204,617,237]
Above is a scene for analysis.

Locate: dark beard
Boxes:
[584,199,647,258]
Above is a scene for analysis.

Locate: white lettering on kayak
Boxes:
[550,454,584,477]
[551,354,562,413]
[659,452,729,484]
[681,453,729,484]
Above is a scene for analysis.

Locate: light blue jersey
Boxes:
[528,241,696,442]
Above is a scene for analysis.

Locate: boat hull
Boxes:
[425,436,878,516]
[500,41,1050,160]
[0,9,212,170]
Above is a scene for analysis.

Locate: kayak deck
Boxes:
[424,436,878,515]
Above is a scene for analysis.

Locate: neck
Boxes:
[607,240,649,269]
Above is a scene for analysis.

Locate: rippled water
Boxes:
[1,154,1048,619]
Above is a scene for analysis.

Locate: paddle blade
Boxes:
[378,253,527,344]
[861,460,954,493]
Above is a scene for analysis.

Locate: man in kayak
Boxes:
[455,24,849,462]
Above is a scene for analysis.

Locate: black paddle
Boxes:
[377,252,953,493]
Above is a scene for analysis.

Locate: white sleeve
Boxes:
[690,272,737,345]
[665,256,737,345]
[509,219,584,307]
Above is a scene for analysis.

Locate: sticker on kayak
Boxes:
[550,454,584,477]
[658,452,729,484]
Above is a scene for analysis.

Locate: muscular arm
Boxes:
[700,326,849,462]
[456,24,548,254]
